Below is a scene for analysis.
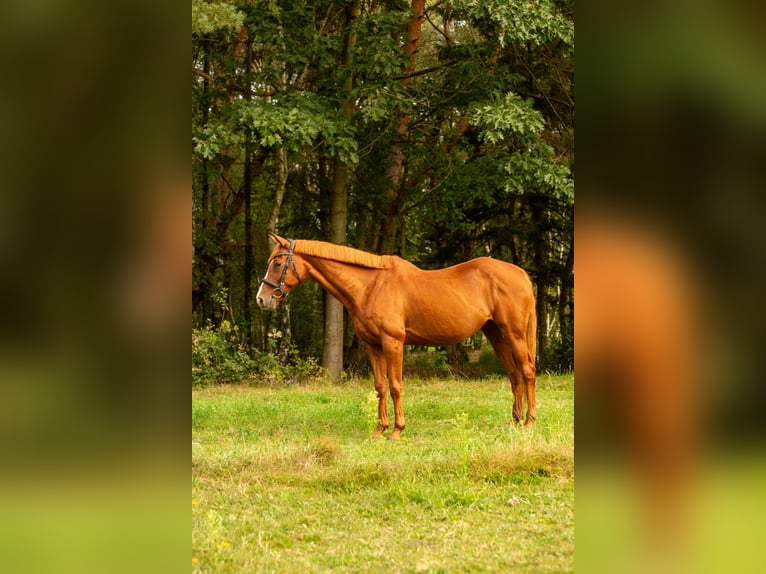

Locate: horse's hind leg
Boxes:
[504,325,537,427]
[482,321,525,425]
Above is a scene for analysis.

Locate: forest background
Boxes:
[192,0,574,383]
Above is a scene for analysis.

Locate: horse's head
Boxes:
[256,233,304,310]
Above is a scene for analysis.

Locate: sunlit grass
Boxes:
[192,374,573,572]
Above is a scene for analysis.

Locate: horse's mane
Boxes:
[294,240,393,269]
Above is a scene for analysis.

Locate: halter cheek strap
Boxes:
[260,238,301,298]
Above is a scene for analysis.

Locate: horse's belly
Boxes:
[404,317,486,346]
[405,331,466,346]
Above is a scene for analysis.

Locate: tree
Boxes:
[192,0,574,377]
[323,1,361,381]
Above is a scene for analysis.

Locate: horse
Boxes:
[256,233,537,439]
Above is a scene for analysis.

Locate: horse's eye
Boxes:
[273,261,282,269]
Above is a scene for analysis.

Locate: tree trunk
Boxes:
[557,216,574,369]
[322,1,359,381]
[531,196,549,363]
[379,0,425,255]
[194,41,212,319]
[277,301,291,364]
[322,159,348,380]
[243,139,253,346]
[267,147,288,233]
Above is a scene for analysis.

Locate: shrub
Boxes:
[279,344,328,385]
[192,321,259,386]
[403,348,452,378]
[192,322,327,387]
[476,349,507,376]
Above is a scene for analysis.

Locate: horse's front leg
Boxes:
[383,337,406,440]
[366,343,389,438]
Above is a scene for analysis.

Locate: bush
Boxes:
[192,321,327,387]
[192,321,259,386]
[403,348,452,378]
[476,349,507,376]
[285,353,326,385]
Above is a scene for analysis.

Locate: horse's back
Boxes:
[393,256,533,298]
[451,257,533,294]
[397,256,534,317]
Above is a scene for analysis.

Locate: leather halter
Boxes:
[260,238,301,299]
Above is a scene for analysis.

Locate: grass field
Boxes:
[192,374,573,573]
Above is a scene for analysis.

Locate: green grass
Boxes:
[192,374,573,573]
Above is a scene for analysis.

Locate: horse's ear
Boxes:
[267,231,285,248]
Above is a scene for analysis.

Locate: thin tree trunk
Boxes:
[531,197,549,363]
[195,41,212,319]
[277,301,291,364]
[242,31,260,347]
[379,0,425,254]
[266,147,288,233]
[322,1,360,381]
[243,139,253,346]
[266,23,289,235]
[557,218,574,368]
[269,147,292,360]
[322,160,347,379]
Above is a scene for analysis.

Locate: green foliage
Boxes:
[191,0,245,35]
[193,97,358,162]
[192,321,264,386]
[352,9,411,81]
[504,141,574,200]
[452,0,574,49]
[283,348,328,386]
[192,123,243,161]
[192,321,327,387]
[477,349,507,376]
[192,0,574,375]
[469,92,545,144]
[235,95,359,163]
[538,320,573,374]
[192,321,260,386]
[403,349,452,378]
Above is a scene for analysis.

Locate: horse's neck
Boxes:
[305,258,374,311]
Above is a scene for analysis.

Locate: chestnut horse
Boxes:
[257,233,537,439]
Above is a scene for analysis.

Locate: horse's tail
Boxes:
[527,301,537,370]
[521,292,537,411]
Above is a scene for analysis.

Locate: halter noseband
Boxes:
[260,238,301,299]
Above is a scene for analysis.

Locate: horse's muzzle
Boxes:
[256,282,280,310]
[256,295,278,311]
